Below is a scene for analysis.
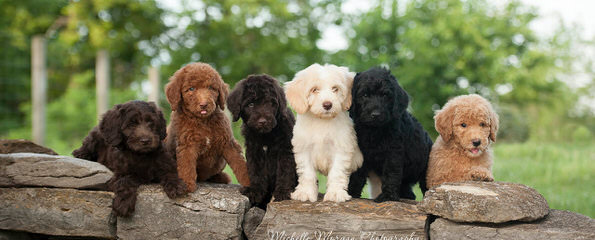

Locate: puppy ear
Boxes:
[217,81,229,110]
[165,75,181,111]
[272,77,288,116]
[391,75,409,118]
[434,102,455,142]
[227,80,244,122]
[488,103,499,142]
[349,72,361,119]
[285,74,309,114]
[99,104,124,146]
[148,102,168,140]
[342,70,356,111]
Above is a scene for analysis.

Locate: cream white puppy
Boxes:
[285,63,363,202]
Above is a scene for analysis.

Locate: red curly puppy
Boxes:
[426,94,499,189]
[164,62,250,192]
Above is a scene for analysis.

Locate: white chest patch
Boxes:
[205,137,210,146]
[263,145,268,152]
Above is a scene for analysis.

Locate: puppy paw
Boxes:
[163,179,188,198]
[323,189,352,203]
[291,186,318,202]
[273,190,292,202]
[374,192,400,203]
[240,186,264,205]
[112,199,135,217]
[470,170,494,182]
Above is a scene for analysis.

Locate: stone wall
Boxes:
[0,141,593,240]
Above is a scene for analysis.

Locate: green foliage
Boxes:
[497,105,529,142]
[571,126,592,143]
[331,0,579,138]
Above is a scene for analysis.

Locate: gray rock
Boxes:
[243,207,266,240]
[0,187,115,239]
[252,198,426,240]
[0,139,58,155]
[420,181,549,223]
[0,153,112,189]
[117,183,250,240]
[430,209,595,240]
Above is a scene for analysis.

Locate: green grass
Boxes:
[493,142,594,218]
[225,142,594,218]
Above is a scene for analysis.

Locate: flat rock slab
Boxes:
[0,187,115,239]
[420,181,549,223]
[0,153,112,189]
[430,209,595,240]
[0,139,58,155]
[252,198,426,240]
[117,183,250,240]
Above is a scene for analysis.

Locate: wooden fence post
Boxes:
[31,35,46,145]
[96,49,110,120]
[148,66,160,105]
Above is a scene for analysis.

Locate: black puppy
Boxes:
[73,100,186,217]
[227,74,297,209]
[348,67,433,202]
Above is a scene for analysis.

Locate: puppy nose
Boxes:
[199,102,208,108]
[140,138,151,145]
[322,101,332,110]
[257,118,267,125]
[370,111,380,119]
[472,139,481,147]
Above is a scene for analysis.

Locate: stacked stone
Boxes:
[0,140,253,240]
[419,181,595,239]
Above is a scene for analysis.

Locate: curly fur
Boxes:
[73,100,186,217]
[227,74,297,209]
[286,63,363,203]
[426,94,499,189]
[348,67,433,202]
[164,62,249,193]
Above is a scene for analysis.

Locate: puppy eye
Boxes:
[188,87,195,92]
[311,88,319,94]
[461,123,467,128]
[248,103,254,108]
[363,93,369,98]
[208,86,216,91]
[332,86,339,93]
[480,122,486,127]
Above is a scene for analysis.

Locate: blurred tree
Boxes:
[159,0,340,90]
[0,0,67,135]
[331,0,579,139]
[0,0,168,138]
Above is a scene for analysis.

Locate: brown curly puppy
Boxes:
[227,74,297,209]
[164,62,250,192]
[426,94,499,189]
[73,100,186,217]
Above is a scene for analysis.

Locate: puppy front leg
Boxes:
[110,175,141,217]
[176,145,199,192]
[241,151,269,208]
[324,152,352,202]
[291,151,318,202]
[156,152,188,198]
[347,167,368,198]
[375,157,403,202]
[273,150,298,202]
[223,140,250,186]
